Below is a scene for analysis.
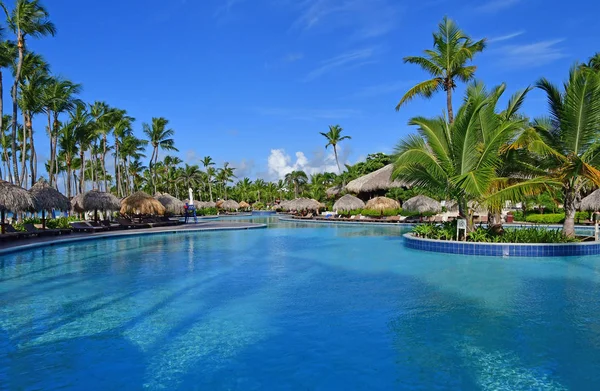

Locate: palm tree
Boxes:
[58,119,77,197]
[237,177,252,201]
[89,101,113,191]
[163,155,182,194]
[0,41,16,182]
[70,104,93,194]
[216,162,235,199]
[142,117,177,193]
[2,0,56,184]
[120,135,146,195]
[393,82,549,230]
[177,163,202,193]
[320,124,351,176]
[396,16,486,123]
[201,155,215,201]
[112,112,134,197]
[43,76,82,186]
[0,115,12,182]
[285,170,308,198]
[514,66,600,236]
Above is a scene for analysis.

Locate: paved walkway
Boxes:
[0,221,266,255]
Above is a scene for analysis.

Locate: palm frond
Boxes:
[396,78,443,110]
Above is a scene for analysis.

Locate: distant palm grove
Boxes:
[1,1,600,238]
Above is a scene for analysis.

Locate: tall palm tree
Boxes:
[177,164,203,194]
[201,155,215,201]
[394,81,549,230]
[216,162,235,199]
[142,117,177,193]
[320,124,350,175]
[2,0,56,184]
[396,16,486,123]
[89,101,113,191]
[43,76,82,186]
[0,115,11,182]
[112,112,134,197]
[120,134,146,195]
[514,66,600,236]
[285,170,308,198]
[163,155,182,194]
[0,41,16,182]
[58,119,77,197]
[70,104,93,194]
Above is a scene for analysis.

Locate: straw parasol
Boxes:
[365,196,401,212]
[155,193,185,215]
[287,198,321,211]
[345,164,407,194]
[326,185,343,197]
[215,199,224,208]
[121,191,165,215]
[220,199,240,211]
[402,195,441,214]
[581,189,600,211]
[333,194,366,212]
[29,179,70,229]
[239,201,250,209]
[0,180,34,234]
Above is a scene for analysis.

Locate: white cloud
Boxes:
[303,47,379,82]
[284,52,304,62]
[228,159,255,178]
[475,0,521,13]
[496,39,567,68]
[290,0,401,40]
[487,31,525,43]
[213,0,246,19]
[267,148,344,180]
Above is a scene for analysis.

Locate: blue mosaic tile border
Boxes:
[403,233,600,257]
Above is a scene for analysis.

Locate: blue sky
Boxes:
[15,0,600,180]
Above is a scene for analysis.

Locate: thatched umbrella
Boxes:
[365,196,401,212]
[202,201,216,208]
[215,199,224,208]
[581,189,600,211]
[0,180,34,234]
[402,195,441,214]
[221,200,240,211]
[121,191,165,215]
[333,194,365,212]
[72,190,121,221]
[29,179,70,229]
[326,185,343,197]
[345,164,407,194]
[239,201,250,209]
[155,193,185,215]
[287,198,321,211]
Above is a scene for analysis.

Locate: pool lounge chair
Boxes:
[4,224,35,238]
[23,223,61,237]
[101,220,123,230]
[70,222,105,233]
[117,218,151,229]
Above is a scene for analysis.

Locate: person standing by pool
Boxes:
[184,203,189,223]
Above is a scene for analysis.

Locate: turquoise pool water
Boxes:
[1,218,600,390]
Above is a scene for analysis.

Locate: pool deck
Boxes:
[0,221,266,255]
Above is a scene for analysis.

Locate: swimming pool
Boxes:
[1,218,599,390]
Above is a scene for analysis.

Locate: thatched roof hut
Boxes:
[121,191,165,215]
[0,180,34,233]
[365,196,401,211]
[71,190,121,213]
[221,200,240,211]
[345,164,406,194]
[215,200,224,208]
[239,201,250,209]
[155,193,184,215]
[403,195,441,214]
[581,189,600,211]
[326,185,343,197]
[287,198,321,211]
[333,194,365,212]
[29,179,70,212]
[278,200,292,211]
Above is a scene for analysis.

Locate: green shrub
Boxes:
[412,223,578,243]
[526,213,564,224]
[252,202,265,210]
[46,217,72,229]
[196,207,218,216]
[360,208,402,217]
[23,217,42,224]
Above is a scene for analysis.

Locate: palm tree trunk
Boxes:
[563,187,577,237]
[446,87,454,124]
[66,163,72,198]
[28,115,36,187]
[19,111,28,185]
[0,69,3,181]
[115,143,121,196]
[153,147,158,194]
[209,181,213,202]
[10,33,24,185]
[79,150,85,194]
[47,111,54,185]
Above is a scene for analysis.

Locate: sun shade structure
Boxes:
[365,196,401,211]
[120,191,166,215]
[326,185,343,197]
[0,180,34,234]
[402,195,441,214]
[29,179,70,229]
[581,189,600,211]
[220,200,240,211]
[155,193,185,215]
[345,164,406,194]
[286,198,322,211]
[333,194,365,212]
[215,200,224,208]
[72,190,121,213]
[239,201,250,209]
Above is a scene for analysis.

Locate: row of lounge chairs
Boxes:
[0,223,73,241]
